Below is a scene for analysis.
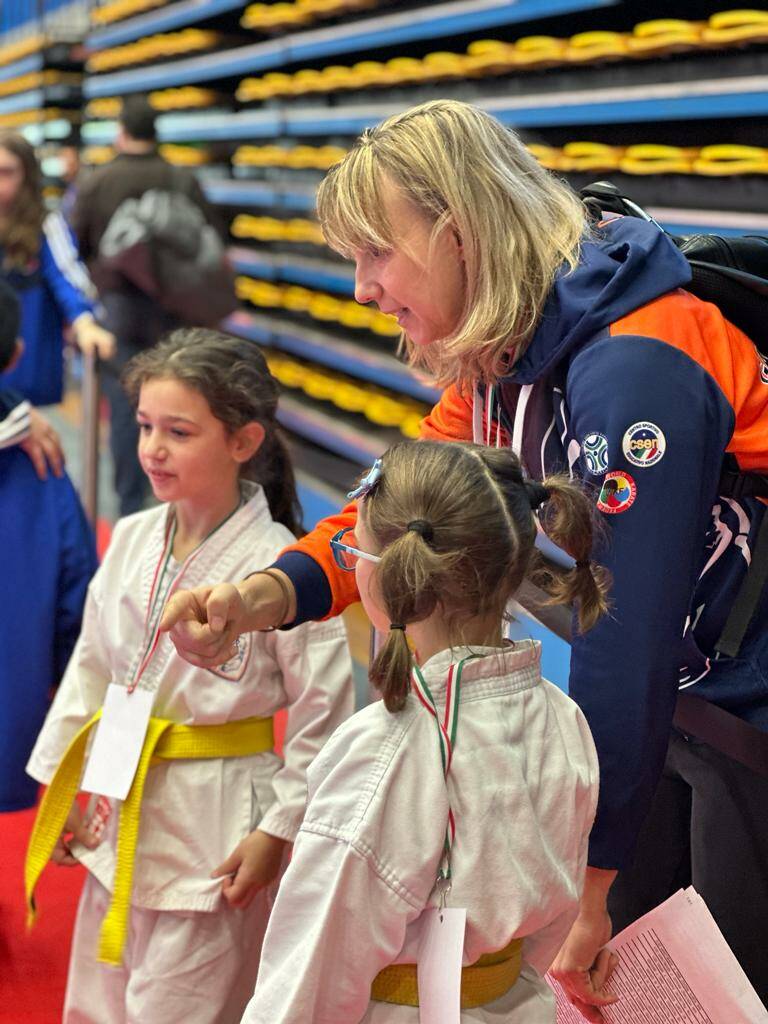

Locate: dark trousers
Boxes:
[99,290,178,517]
[608,731,768,1003]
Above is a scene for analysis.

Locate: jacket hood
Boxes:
[509,217,692,385]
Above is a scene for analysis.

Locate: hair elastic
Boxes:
[389,623,406,631]
[524,481,550,510]
[575,559,591,570]
[407,519,434,542]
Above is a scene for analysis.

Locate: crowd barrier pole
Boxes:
[81,347,100,527]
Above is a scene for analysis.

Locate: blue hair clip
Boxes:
[347,458,383,501]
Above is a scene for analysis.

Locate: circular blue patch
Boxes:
[582,432,609,475]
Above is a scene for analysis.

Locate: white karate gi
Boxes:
[242,642,599,1024]
[27,483,354,1024]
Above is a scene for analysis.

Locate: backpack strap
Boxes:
[715,510,768,658]
[718,454,768,500]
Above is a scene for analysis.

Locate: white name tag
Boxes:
[81,684,154,801]
[416,907,467,1023]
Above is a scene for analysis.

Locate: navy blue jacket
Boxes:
[274,218,768,869]
[0,447,98,810]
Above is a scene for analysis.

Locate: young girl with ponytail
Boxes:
[242,439,608,1024]
[25,328,353,1024]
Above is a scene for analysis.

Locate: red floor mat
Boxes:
[0,806,84,1022]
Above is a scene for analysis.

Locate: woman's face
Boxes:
[0,147,24,212]
[352,179,466,348]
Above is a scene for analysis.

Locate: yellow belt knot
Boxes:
[25,712,274,965]
[371,935,523,1008]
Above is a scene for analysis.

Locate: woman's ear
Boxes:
[231,421,265,464]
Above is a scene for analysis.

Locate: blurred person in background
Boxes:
[72,95,221,517]
[0,276,97,813]
[59,136,86,227]
[0,132,114,408]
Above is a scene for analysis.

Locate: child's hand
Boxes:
[51,802,100,867]
[212,830,287,909]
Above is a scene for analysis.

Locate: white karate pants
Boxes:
[63,873,272,1024]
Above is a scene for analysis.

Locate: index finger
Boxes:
[25,440,48,481]
[43,433,65,478]
[159,590,204,633]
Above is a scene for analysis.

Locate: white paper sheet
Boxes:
[547,888,768,1023]
[416,907,467,1024]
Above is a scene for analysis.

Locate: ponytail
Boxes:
[368,527,461,712]
[246,425,304,537]
[533,475,610,632]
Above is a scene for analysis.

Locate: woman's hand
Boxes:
[72,313,116,361]
[212,830,287,909]
[21,407,64,479]
[550,867,619,1022]
[159,572,297,669]
[51,802,101,867]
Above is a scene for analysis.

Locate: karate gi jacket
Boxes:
[27,483,354,911]
[244,642,599,1023]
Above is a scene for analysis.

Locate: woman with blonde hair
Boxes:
[163,99,768,1013]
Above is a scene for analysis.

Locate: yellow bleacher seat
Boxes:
[702,9,768,44]
[619,144,695,175]
[566,31,629,62]
[513,36,568,67]
[693,144,768,175]
[627,19,703,55]
[464,40,518,76]
[560,142,623,172]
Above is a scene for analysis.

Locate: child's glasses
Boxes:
[330,527,381,572]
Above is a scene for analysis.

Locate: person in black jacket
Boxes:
[72,95,219,516]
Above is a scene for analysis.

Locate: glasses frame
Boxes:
[330,527,381,572]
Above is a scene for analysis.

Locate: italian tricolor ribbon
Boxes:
[411,656,474,886]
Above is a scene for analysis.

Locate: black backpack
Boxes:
[581,181,768,657]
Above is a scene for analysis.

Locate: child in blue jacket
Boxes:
[0,278,98,810]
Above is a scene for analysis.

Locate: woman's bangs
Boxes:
[317,149,393,259]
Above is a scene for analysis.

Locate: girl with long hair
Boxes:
[25,328,353,1024]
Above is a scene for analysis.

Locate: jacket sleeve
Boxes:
[0,391,30,448]
[25,568,112,785]
[242,831,416,1024]
[40,212,96,323]
[53,477,99,681]
[566,333,735,869]
[273,383,475,623]
[257,618,355,842]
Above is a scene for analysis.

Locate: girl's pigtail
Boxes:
[368,529,460,712]
[369,626,413,714]
[248,425,304,538]
[537,475,611,632]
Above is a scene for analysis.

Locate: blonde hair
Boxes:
[360,441,610,712]
[317,100,587,388]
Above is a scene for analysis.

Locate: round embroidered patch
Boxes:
[622,421,666,468]
[582,432,609,475]
[597,470,637,515]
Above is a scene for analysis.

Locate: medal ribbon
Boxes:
[128,502,242,694]
[411,656,473,886]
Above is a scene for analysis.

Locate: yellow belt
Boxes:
[371,936,523,1009]
[25,711,274,966]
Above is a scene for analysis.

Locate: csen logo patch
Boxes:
[622,421,666,468]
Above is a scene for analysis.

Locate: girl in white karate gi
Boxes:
[25,328,354,1024]
[243,439,609,1024]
